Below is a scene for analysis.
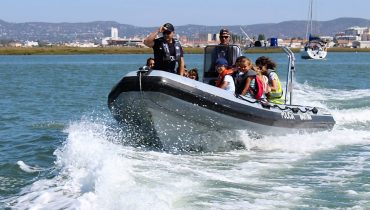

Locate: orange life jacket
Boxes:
[215,69,234,87]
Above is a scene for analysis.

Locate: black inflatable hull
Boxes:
[108,70,335,151]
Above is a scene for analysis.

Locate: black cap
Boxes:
[163,23,175,32]
[219,28,230,36]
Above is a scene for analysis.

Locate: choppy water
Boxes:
[1,53,370,209]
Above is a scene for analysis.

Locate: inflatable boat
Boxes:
[108,45,335,151]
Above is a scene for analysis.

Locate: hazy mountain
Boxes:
[0,17,369,42]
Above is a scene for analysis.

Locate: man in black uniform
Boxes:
[143,23,185,76]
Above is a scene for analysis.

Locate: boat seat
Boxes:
[208,79,217,86]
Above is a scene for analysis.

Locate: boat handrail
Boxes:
[282,46,295,105]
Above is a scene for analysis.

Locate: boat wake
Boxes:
[4,82,370,209]
[16,161,47,173]
[5,111,370,209]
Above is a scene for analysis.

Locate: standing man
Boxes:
[214,28,241,69]
[219,28,231,45]
[143,23,185,76]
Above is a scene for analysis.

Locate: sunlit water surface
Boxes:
[1,53,370,209]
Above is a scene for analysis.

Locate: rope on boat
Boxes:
[236,95,318,114]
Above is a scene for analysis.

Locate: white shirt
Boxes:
[223,75,235,92]
[268,72,278,84]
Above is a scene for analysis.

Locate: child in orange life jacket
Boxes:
[235,56,265,100]
[215,58,235,93]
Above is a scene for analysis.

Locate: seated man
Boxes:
[214,58,235,93]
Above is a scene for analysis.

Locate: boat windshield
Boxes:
[203,45,241,84]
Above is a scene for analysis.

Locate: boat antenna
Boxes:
[240,26,253,42]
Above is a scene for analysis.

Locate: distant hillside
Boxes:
[0,18,369,42]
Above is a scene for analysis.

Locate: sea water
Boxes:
[0,53,370,209]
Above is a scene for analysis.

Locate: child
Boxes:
[214,58,235,93]
[187,68,199,81]
[235,56,264,100]
[256,56,284,104]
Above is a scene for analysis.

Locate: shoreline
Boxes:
[0,46,370,55]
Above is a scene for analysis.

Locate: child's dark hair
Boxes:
[146,57,154,66]
[188,68,199,81]
[255,56,277,70]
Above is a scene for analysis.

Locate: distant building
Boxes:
[101,37,109,45]
[64,42,98,47]
[197,33,210,43]
[352,41,370,48]
[101,26,142,46]
[345,26,367,36]
[336,39,353,47]
[335,26,370,47]
[320,36,334,42]
[24,41,39,47]
[111,27,118,39]
[278,39,302,48]
[335,32,357,47]
[8,42,22,47]
[199,33,219,44]
[361,28,370,41]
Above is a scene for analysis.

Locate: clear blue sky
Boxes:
[1,0,369,27]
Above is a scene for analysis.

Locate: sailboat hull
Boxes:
[301,47,327,59]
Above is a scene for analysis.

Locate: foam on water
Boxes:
[6,115,370,209]
[7,119,184,209]
[332,108,370,126]
[292,82,370,127]
[5,82,370,209]
[296,81,370,101]
[240,129,370,154]
[16,161,46,173]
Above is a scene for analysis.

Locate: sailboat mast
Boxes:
[305,0,313,40]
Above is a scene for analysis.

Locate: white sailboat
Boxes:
[301,0,328,59]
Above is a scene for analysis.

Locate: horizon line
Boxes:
[1,17,369,27]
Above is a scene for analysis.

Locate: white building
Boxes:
[335,30,359,47]
[361,28,370,41]
[102,37,110,45]
[336,27,370,46]
[345,26,368,36]
[111,27,118,39]
[65,42,98,47]
[352,41,370,48]
[24,41,39,47]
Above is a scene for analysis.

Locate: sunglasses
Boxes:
[220,36,229,39]
[163,31,172,35]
